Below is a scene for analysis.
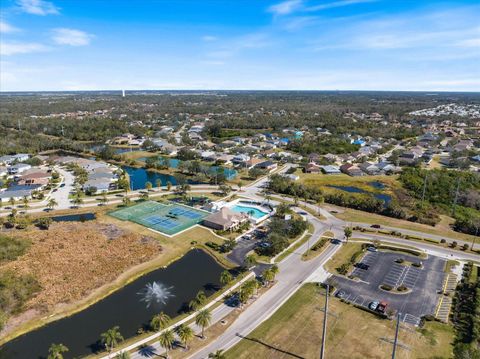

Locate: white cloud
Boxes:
[0,41,49,55]
[52,28,93,46]
[268,0,303,15]
[201,35,217,42]
[17,0,59,15]
[0,20,20,33]
[306,0,377,12]
[456,38,480,48]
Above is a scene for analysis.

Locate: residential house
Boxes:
[305,161,321,174]
[358,162,380,175]
[320,165,341,175]
[340,164,364,177]
[255,161,277,172]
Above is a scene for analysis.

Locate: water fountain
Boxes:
[138,282,174,308]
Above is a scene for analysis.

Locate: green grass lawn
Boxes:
[324,242,363,274]
[226,283,454,359]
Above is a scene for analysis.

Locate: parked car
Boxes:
[377,301,388,313]
[371,224,381,229]
[356,263,370,270]
[369,301,379,311]
[367,246,378,252]
[336,290,347,299]
[331,239,341,245]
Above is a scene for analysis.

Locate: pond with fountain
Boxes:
[0,249,225,359]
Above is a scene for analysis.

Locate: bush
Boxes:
[381,284,393,291]
[397,285,408,292]
[0,236,30,263]
[412,262,422,268]
[395,258,405,264]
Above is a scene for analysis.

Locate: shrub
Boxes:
[381,284,393,291]
[397,285,408,292]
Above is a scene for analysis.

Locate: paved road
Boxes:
[124,200,340,359]
[188,210,342,358]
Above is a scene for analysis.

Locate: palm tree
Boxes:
[262,268,274,287]
[237,181,243,192]
[115,351,130,359]
[166,181,172,192]
[195,309,212,339]
[270,264,279,276]
[145,181,153,191]
[100,326,123,354]
[47,343,69,359]
[8,197,15,207]
[344,227,352,243]
[150,312,171,331]
[155,179,162,190]
[140,192,149,201]
[22,195,30,210]
[176,323,194,350]
[158,329,175,358]
[122,196,131,206]
[208,349,226,359]
[189,290,207,311]
[220,270,233,287]
[47,198,58,211]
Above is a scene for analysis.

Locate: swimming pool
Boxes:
[230,205,269,220]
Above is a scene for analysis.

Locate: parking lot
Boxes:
[331,250,446,326]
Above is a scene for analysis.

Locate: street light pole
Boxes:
[320,284,329,359]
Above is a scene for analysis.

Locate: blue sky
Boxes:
[0,0,479,91]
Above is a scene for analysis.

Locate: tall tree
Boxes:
[47,343,69,359]
[208,349,226,359]
[150,312,171,331]
[175,323,194,350]
[100,326,124,354]
[158,329,175,358]
[47,198,58,211]
[220,270,233,287]
[195,309,212,339]
[344,227,352,242]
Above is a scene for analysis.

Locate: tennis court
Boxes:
[109,200,208,236]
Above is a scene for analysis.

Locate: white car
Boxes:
[369,301,379,311]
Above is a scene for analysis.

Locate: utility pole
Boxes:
[421,174,428,203]
[392,312,401,359]
[452,178,460,216]
[61,125,65,137]
[320,283,329,359]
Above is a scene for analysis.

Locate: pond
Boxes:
[122,166,178,190]
[136,157,237,181]
[51,213,96,222]
[0,249,225,359]
[89,144,137,155]
[326,185,392,204]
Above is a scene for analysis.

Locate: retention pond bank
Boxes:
[0,249,224,359]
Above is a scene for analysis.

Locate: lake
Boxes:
[122,166,178,190]
[136,157,237,181]
[0,249,225,359]
[326,185,392,204]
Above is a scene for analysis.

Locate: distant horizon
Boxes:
[1,88,480,95]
